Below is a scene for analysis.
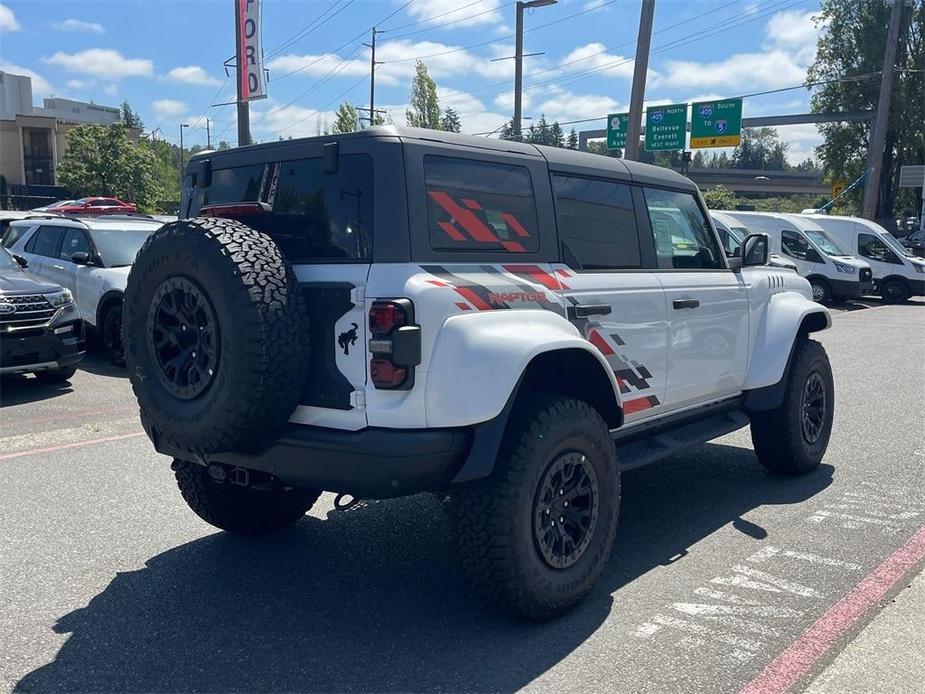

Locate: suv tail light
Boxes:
[368,299,420,390]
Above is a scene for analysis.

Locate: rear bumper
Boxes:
[154,423,474,499]
[0,320,86,374]
[829,278,874,298]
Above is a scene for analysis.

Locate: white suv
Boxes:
[4,215,164,363]
[123,127,834,620]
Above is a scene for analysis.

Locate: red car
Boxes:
[56,197,138,216]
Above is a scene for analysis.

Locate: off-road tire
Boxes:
[750,338,834,475]
[123,217,309,454]
[35,366,77,383]
[173,460,320,534]
[809,277,831,304]
[451,395,620,621]
[880,279,910,304]
[101,303,125,365]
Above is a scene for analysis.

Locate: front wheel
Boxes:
[451,396,620,621]
[101,304,125,365]
[809,278,831,304]
[35,366,77,383]
[880,279,910,304]
[174,460,321,534]
[750,338,834,475]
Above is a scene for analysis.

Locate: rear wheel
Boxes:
[750,338,834,475]
[173,460,321,534]
[880,279,910,304]
[451,395,619,621]
[101,304,124,365]
[809,278,831,304]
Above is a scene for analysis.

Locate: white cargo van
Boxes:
[801,214,925,303]
[721,211,874,303]
[709,211,798,272]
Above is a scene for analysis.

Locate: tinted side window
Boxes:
[27,225,65,257]
[781,230,821,263]
[643,188,722,269]
[60,229,92,260]
[424,155,538,254]
[3,223,37,248]
[203,164,266,205]
[552,175,640,269]
[858,232,900,264]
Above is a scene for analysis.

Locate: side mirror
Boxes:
[200,159,213,188]
[71,251,92,265]
[322,142,339,174]
[13,254,27,268]
[742,233,770,267]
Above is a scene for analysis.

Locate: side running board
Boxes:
[613,405,749,471]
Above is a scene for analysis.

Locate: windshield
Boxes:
[803,228,850,256]
[727,226,747,243]
[879,231,915,257]
[47,200,74,209]
[90,229,155,267]
[0,247,19,272]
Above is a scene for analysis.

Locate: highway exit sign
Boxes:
[690,98,743,148]
[607,113,629,150]
[644,104,687,151]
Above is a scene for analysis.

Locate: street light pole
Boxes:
[512,0,557,142]
[179,123,189,195]
[624,0,656,161]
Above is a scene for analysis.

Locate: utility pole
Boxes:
[862,0,905,221]
[624,0,656,161]
[234,0,250,146]
[206,118,211,149]
[511,1,557,141]
[179,123,189,194]
[365,27,384,126]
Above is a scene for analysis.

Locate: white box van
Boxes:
[721,211,874,303]
[710,211,798,272]
[801,214,925,303]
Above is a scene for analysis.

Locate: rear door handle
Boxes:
[52,264,65,270]
[672,298,700,310]
[567,303,613,319]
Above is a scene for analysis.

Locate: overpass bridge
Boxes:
[684,168,828,195]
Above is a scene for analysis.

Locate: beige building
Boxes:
[0,72,138,187]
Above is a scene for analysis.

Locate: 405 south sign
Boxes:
[690,98,743,149]
[236,0,268,101]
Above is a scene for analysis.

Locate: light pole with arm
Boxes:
[179,123,189,195]
[513,0,557,142]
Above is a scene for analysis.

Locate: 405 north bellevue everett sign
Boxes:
[690,98,743,148]
[644,104,688,152]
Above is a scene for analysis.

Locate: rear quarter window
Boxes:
[424,155,539,254]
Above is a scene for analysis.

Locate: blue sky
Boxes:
[0,0,826,160]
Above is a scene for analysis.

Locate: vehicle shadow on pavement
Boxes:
[76,352,126,379]
[15,444,833,693]
[0,375,73,407]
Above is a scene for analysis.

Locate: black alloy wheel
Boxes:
[800,371,826,445]
[102,305,125,365]
[533,452,600,570]
[147,276,220,400]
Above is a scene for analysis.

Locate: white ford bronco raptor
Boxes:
[123,126,834,621]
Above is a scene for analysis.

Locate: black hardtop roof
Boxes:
[192,125,696,191]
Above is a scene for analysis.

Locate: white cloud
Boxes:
[535,88,623,124]
[165,65,221,86]
[103,84,118,96]
[765,9,823,64]
[66,79,91,90]
[44,49,154,79]
[582,0,610,11]
[0,61,53,96]
[251,100,339,139]
[52,18,104,33]
[405,0,504,28]
[153,99,187,118]
[0,3,19,32]
[558,43,640,80]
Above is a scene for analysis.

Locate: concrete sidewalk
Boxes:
[804,570,925,694]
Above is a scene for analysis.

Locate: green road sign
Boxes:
[607,113,629,149]
[644,103,687,151]
[690,98,743,148]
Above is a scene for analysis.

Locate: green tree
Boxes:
[587,141,622,158]
[120,100,144,130]
[58,123,163,211]
[566,128,578,149]
[730,128,790,170]
[807,0,924,218]
[406,61,442,130]
[702,185,737,209]
[217,140,231,150]
[441,108,462,133]
[332,103,359,134]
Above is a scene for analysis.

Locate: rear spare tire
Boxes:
[123,217,309,453]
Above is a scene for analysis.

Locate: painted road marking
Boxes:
[0,432,145,461]
[739,525,925,694]
[807,485,921,534]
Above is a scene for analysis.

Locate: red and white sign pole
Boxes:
[234,0,267,146]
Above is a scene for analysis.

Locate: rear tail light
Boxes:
[368,299,420,390]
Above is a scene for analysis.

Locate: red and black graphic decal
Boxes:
[502,264,567,291]
[421,265,510,311]
[428,191,532,253]
[623,395,661,414]
[480,266,564,313]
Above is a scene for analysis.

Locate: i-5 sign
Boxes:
[607,113,629,150]
[644,104,687,151]
[690,98,743,148]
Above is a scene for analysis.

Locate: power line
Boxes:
[263,0,355,61]
[386,2,516,41]
[277,74,370,137]
[379,0,495,33]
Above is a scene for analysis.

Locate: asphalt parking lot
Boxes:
[1,299,923,694]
